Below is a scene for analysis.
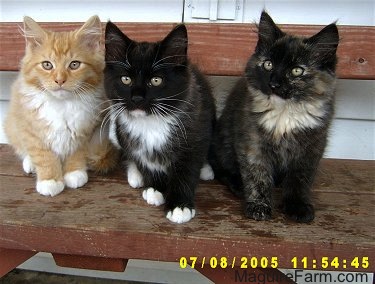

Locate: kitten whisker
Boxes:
[103,102,125,121]
[100,102,122,115]
[76,93,93,111]
[74,85,102,112]
[152,63,187,71]
[152,55,187,68]
[153,103,188,141]
[151,106,170,126]
[155,97,194,106]
[75,82,98,100]
[154,107,186,144]
[154,88,189,100]
[99,103,126,141]
[97,98,123,109]
[73,87,96,112]
[25,86,48,98]
[106,60,131,70]
[156,102,192,118]
[124,42,134,68]
[102,105,126,142]
[79,81,95,89]
[74,82,95,95]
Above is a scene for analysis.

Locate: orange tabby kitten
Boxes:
[4,16,117,197]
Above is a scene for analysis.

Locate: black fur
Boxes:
[210,11,339,223]
[104,22,215,221]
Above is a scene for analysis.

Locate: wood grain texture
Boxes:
[0,144,374,272]
[0,23,374,79]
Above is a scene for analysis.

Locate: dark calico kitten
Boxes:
[211,11,339,223]
[104,22,215,223]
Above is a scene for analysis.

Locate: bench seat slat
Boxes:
[0,144,373,272]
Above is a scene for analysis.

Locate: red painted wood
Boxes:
[52,253,127,272]
[0,23,374,79]
[0,248,36,277]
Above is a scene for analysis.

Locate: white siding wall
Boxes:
[2,0,374,25]
[184,0,375,25]
[0,0,184,22]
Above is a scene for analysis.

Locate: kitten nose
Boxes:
[269,82,280,90]
[131,95,144,104]
[55,79,66,87]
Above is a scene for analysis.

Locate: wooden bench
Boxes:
[0,22,374,283]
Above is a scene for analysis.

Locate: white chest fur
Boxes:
[251,88,326,138]
[116,112,174,172]
[24,87,100,157]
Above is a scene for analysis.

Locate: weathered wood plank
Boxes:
[0,23,374,79]
[0,144,374,272]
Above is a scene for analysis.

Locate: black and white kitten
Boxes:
[211,11,339,223]
[104,22,216,223]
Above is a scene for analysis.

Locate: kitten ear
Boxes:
[158,24,188,65]
[306,23,339,53]
[256,11,284,52]
[104,21,132,61]
[76,15,102,50]
[23,16,46,48]
[305,24,339,71]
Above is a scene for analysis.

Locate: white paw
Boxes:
[166,207,196,224]
[142,187,165,206]
[127,162,144,188]
[36,180,64,197]
[200,163,214,181]
[64,170,88,189]
[22,155,35,174]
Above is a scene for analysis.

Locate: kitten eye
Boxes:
[41,61,53,70]
[121,76,132,85]
[263,60,273,71]
[69,61,81,70]
[150,77,163,87]
[291,67,304,77]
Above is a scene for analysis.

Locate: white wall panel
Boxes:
[185,0,375,25]
[1,0,184,22]
[243,0,374,25]
[186,0,245,23]
[0,101,9,144]
[325,119,374,160]
[335,80,375,121]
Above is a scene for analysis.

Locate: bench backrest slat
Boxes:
[0,23,374,79]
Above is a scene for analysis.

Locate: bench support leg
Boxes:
[195,266,296,284]
[52,253,128,272]
[0,248,37,277]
